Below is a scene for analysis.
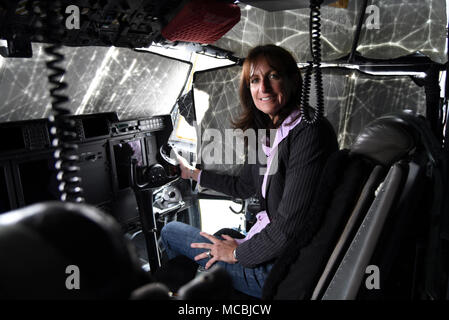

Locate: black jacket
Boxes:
[200,118,338,268]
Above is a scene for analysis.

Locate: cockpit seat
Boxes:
[262,110,440,300]
[0,201,233,300]
[0,201,149,299]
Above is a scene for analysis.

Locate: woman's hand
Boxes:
[176,153,200,181]
[191,232,238,269]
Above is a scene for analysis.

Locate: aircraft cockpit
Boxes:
[0,0,448,304]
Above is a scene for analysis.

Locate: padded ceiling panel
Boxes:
[214,1,446,63]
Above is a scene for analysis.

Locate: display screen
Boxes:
[17,158,58,205]
[82,117,110,139]
[113,139,144,191]
[0,127,25,152]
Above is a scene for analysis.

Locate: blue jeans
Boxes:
[160,221,273,298]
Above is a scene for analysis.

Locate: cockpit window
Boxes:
[312,69,426,148]
[0,43,192,122]
[192,65,426,176]
[193,65,244,175]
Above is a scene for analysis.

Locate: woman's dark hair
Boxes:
[233,44,302,131]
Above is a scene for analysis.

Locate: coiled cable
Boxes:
[300,0,324,125]
[42,3,84,203]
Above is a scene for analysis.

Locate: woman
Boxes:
[160,44,338,298]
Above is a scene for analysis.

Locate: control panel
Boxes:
[0,112,170,155]
[0,0,186,52]
[111,117,165,135]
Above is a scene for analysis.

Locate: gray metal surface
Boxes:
[312,165,384,299]
[322,163,403,300]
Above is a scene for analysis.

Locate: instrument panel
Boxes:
[0,112,174,227]
[0,0,186,54]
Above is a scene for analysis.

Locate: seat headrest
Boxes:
[0,201,148,299]
[350,111,419,166]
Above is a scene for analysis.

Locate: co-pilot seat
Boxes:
[262,110,439,300]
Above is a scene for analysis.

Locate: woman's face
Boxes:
[249,57,290,120]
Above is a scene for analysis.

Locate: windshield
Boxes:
[0,43,192,122]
